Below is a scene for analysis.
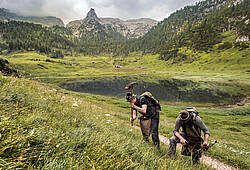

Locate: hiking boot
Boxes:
[192,158,200,165]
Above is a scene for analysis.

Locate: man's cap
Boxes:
[126,92,136,97]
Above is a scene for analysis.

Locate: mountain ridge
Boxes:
[66,8,158,38]
[0,8,64,27]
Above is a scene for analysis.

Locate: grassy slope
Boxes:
[0,73,213,169]
[168,32,250,81]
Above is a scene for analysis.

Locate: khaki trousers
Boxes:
[140,118,151,142]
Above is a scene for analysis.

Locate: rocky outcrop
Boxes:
[0,58,18,76]
[236,35,249,42]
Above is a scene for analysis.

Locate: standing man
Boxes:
[168,107,210,164]
[128,92,161,148]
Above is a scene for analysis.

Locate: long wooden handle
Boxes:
[130,86,133,126]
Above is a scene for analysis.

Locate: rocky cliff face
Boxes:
[0,8,64,27]
[67,8,158,38]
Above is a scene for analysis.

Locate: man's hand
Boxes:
[203,133,210,149]
[130,102,136,109]
[180,138,188,145]
[174,132,188,145]
[203,141,209,146]
[203,141,210,150]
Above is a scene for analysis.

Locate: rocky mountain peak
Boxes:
[86,8,98,19]
[67,8,158,38]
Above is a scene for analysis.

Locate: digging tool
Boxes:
[181,139,217,155]
[125,82,137,126]
[203,140,217,151]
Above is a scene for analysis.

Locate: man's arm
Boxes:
[196,116,210,146]
[173,117,188,145]
[131,96,147,115]
[131,109,137,121]
[131,103,147,115]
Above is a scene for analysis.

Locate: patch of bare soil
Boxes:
[217,96,250,108]
[174,77,250,85]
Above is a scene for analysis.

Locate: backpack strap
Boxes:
[181,114,201,139]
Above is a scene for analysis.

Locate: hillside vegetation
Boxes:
[0,48,249,170]
[136,0,249,55]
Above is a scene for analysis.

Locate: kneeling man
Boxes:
[168,107,210,164]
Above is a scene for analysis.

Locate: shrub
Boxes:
[218,42,232,50]
[233,42,249,50]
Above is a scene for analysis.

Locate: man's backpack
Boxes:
[139,92,161,117]
[186,107,198,121]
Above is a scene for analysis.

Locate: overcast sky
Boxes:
[0,0,201,24]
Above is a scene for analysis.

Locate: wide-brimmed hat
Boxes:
[179,110,191,121]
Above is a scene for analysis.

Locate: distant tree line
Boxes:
[0,21,74,58]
